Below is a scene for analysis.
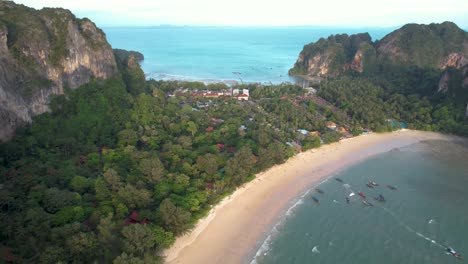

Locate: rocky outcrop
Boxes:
[437,64,468,115]
[289,33,373,77]
[376,22,468,69]
[290,22,468,78]
[0,2,118,141]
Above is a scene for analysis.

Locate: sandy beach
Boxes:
[164,130,456,264]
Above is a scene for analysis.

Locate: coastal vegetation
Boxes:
[2,68,465,262]
[0,76,338,262]
[1,7,467,262]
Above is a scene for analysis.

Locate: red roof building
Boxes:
[216,143,225,150]
[234,94,249,101]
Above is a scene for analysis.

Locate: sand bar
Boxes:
[164,130,456,264]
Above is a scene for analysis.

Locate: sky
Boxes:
[13,0,468,28]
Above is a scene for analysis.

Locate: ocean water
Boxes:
[251,139,468,264]
[104,26,394,84]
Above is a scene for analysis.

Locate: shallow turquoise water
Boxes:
[252,140,468,264]
[104,26,393,83]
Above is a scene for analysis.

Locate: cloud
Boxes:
[13,0,468,27]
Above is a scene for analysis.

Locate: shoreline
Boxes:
[164,130,457,264]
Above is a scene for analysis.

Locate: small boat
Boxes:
[335,178,343,183]
[362,200,374,207]
[359,192,366,199]
[387,185,397,190]
[366,183,374,188]
[345,197,350,204]
[312,196,320,204]
[374,194,385,202]
[447,247,463,260]
[368,181,379,187]
[315,188,324,194]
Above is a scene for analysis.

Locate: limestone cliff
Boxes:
[0,1,118,141]
[289,33,374,77]
[290,22,468,78]
[437,64,468,116]
[376,22,468,69]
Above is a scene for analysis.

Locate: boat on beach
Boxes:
[315,188,324,194]
[312,196,320,204]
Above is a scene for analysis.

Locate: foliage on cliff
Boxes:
[290,22,467,78]
[290,22,468,135]
[289,33,373,76]
[0,1,118,142]
[114,49,146,96]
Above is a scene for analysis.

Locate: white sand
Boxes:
[164,130,454,264]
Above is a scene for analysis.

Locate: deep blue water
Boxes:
[251,140,468,264]
[104,26,394,84]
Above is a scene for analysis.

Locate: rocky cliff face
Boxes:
[437,64,468,116]
[290,22,468,78]
[0,1,118,141]
[289,33,373,77]
[376,22,468,69]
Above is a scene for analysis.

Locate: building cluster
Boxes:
[169,88,250,101]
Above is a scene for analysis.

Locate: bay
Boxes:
[252,139,468,264]
[104,26,393,84]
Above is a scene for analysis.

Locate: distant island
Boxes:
[0,1,467,263]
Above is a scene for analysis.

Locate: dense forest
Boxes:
[1,66,467,263]
[0,73,343,263]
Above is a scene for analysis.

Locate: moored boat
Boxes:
[368,180,379,186]
[374,194,385,202]
[315,188,324,194]
[312,196,320,204]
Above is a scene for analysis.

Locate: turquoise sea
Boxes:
[251,139,468,264]
[104,26,393,84]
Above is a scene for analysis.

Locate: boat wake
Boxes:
[380,206,445,249]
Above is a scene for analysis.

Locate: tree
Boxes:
[153,226,175,249]
[42,188,80,213]
[158,198,191,234]
[196,153,219,179]
[66,232,98,260]
[118,129,138,147]
[225,146,256,186]
[186,121,198,137]
[139,157,165,184]
[95,177,112,202]
[302,135,321,151]
[97,213,117,247]
[117,184,152,210]
[103,168,123,191]
[69,175,91,193]
[121,224,155,255]
[323,131,342,144]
